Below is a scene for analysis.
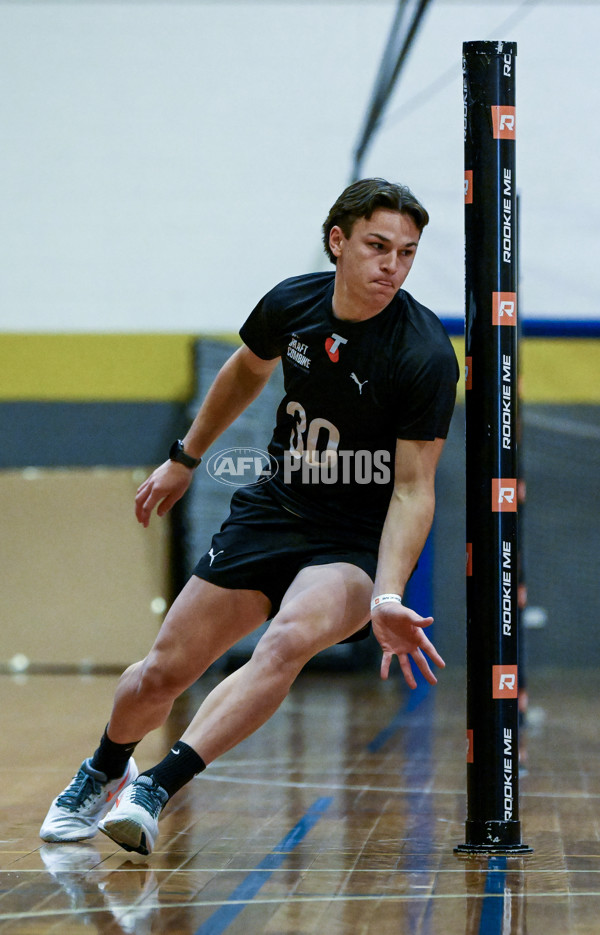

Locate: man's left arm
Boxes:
[371,436,447,688]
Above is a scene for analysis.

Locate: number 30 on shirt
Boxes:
[286,401,340,461]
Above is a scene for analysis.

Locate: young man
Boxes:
[41,178,459,856]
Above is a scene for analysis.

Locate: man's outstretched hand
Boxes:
[371,603,445,688]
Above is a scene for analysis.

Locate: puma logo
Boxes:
[208,548,224,566]
[350,373,368,394]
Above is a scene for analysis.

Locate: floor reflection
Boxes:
[462,856,528,935]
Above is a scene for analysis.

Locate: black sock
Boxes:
[141,741,206,799]
[89,726,140,780]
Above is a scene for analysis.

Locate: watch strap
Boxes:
[169,439,202,469]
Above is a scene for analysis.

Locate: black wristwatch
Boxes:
[169,439,202,469]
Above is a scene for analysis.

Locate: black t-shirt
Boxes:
[240,271,459,538]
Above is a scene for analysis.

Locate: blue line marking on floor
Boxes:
[478,856,507,935]
[193,796,333,935]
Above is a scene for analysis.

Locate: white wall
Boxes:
[1,0,598,333]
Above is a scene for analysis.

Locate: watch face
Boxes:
[169,440,183,459]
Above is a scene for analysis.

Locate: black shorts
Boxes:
[193,483,379,635]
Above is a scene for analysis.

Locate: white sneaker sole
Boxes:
[98,816,155,856]
[40,824,99,843]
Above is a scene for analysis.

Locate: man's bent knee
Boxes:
[251,619,319,676]
[131,651,198,704]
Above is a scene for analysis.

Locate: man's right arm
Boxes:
[135,344,280,527]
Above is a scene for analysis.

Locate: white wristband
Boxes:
[370,593,403,612]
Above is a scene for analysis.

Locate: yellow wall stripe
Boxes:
[520,339,600,403]
[0,334,198,402]
[0,334,598,403]
[450,336,600,403]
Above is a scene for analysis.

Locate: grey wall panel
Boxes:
[0,402,187,468]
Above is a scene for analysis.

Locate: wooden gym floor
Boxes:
[1,665,599,934]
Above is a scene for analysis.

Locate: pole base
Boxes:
[454,820,533,856]
[454,842,533,856]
